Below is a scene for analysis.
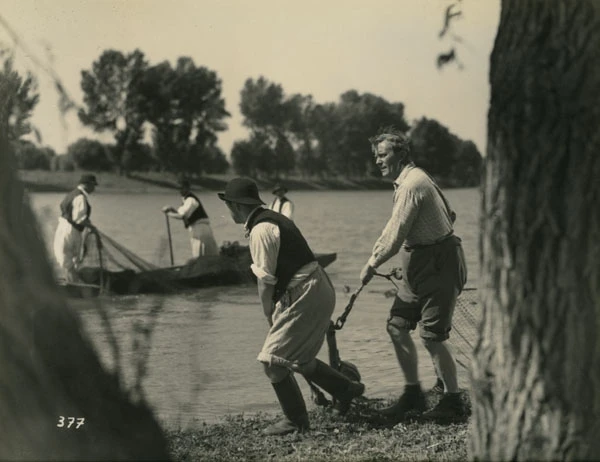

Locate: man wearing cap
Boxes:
[53,174,98,282]
[162,179,219,258]
[269,183,294,221]
[218,177,364,435]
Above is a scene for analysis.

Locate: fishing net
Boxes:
[74,229,158,290]
[80,230,158,273]
[450,287,481,373]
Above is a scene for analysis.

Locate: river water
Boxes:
[30,188,480,428]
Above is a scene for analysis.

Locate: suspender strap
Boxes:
[421,169,456,223]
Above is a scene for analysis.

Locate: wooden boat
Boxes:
[61,244,337,298]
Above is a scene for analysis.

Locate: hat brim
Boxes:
[272,188,287,194]
[218,192,265,205]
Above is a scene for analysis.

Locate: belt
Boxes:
[403,231,455,251]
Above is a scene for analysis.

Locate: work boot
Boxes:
[421,392,467,423]
[304,359,365,416]
[264,374,310,436]
[378,384,426,419]
[429,377,445,395]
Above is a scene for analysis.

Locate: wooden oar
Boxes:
[164,213,174,266]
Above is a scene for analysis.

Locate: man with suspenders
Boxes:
[360,128,468,422]
[269,183,294,221]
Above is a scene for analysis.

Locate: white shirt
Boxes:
[245,208,317,287]
[177,196,200,220]
[71,185,91,225]
[269,197,294,221]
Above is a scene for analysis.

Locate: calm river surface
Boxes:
[30,188,480,428]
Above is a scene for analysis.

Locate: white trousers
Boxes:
[189,221,219,257]
[53,217,83,282]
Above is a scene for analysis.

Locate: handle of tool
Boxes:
[165,213,174,266]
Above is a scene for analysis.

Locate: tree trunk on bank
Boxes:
[471,1,600,460]
[0,81,169,459]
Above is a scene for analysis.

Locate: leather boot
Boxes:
[378,384,426,419]
[305,359,365,416]
[263,374,310,436]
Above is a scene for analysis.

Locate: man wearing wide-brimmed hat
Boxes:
[218,178,364,436]
[53,174,98,282]
[162,179,219,258]
[268,183,294,221]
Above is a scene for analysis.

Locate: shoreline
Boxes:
[18,170,475,194]
[19,170,396,194]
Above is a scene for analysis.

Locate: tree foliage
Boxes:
[0,54,39,142]
[140,57,230,175]
[67,138,112,171]
[410,117,482,186]
[13,140,55,170]
[235,76,478,184]
[78,49,148,174]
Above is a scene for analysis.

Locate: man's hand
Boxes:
[162,206,174,213]
[360,263,376,285]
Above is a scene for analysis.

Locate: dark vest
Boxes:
[270,196,289,214]
[60,188,90,232]
[182,192,209,228]
[247,208,316,302]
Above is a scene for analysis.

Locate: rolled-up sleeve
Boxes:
[177,197,199,219]
[249,222,280,285]
[368,187,419,268]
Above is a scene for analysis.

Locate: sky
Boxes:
[0,0,500,157]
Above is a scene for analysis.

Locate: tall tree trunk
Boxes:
[0,79,169,460]
[472,1,600,460]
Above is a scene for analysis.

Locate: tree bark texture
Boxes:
[0,81,169,459]
[472,1,600,460]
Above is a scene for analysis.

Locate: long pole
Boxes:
[165,213,174,266]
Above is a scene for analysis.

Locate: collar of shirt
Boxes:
[244,206,264,237]
[392,161,417,190]
[77,184,90,200]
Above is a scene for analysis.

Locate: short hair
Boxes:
[369,126,411,159]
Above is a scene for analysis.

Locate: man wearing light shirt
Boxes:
[218,178,364,436]
[360,128,467,422]
[53,174,97,282]
[162,179,219,258]
[269,183,294,221]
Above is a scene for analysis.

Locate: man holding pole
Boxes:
[218,178,364,435]
[360,128,467,422]
[162,179,219,259]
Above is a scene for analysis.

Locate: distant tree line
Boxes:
[232,77,483,186]
[5,49,482,186]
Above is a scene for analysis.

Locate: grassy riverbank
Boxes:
[165,394,470,461]
[19,170,393,193]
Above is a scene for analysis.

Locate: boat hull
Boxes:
[62,248,337,297]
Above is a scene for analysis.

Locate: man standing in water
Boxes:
[269,183,294,221]
[218,178,364,435]
[53,174,97,282]
[360,128,467,422]
[163,179,219,257]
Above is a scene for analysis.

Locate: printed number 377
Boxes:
[57,416,85,429]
